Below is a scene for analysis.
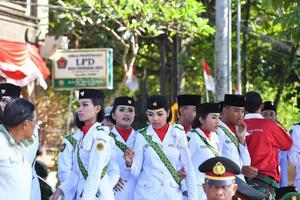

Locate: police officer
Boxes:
[110,96,137,200]
[177,94,201,133]
[124,95,198,199]
[50,89,117,200]
[187,102,221,199]
[199,157,267,200]
[199,156,239,200]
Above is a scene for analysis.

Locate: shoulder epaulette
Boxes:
[96,126,105,131]
[174,124,184,131]
[137,126,148,134]
[65,134,77,149]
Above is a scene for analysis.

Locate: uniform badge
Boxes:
[96,142,104,151]
[152,102,157,106]
[80,91,84,96]
[213,162,226,175]
[1,89,5,94]
[60,143,66,152]
[128,100,132,104]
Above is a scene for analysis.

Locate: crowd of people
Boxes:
[1,83,300,200]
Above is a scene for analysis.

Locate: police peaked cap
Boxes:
[78,89,104,100]
[177,94,201,107]
[196,103,221,114]
[224,94,245,107]
[199,156,240,186]
[112,96,135,111]
[146,95,169,110]
[262,101,276,112]
[0,83,21,98]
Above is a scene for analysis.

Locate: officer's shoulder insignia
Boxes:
[96,142,105,151]
[174,124,184,131]
[138,126,148,134]
[60,143,66,152]
[96,126,104,131]
[65,132,74,137]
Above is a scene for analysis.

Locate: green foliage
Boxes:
[262,0,300,43]
[50,0,214,39]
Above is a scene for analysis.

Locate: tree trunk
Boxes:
[160,34,167,95]
[274,44,298,110]
[215,0,230,101]
[242,0,251,93]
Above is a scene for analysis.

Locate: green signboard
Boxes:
[52,49,113,90]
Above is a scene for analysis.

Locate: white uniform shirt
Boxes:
[288,124,300,191]
[58,123,117,200]
[0,124,32,200]
[58,129,82,200]
[111,127,137,200]
[129,124,198,200]
[187,128,219,200]
[217,121,251,170]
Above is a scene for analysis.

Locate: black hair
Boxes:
[192,113,209,129]
[245,91,262,113]
[75,97,105,129]
[2,98,35,128]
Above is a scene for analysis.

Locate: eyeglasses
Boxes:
[27,119,39,126]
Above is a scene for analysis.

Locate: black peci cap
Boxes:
[196,103,221,114]
[224,94,245,107]
[78,89,104,100]
[146,95,169,110]
[177,94,201,107]
[199,156,240,186]
[112,96,135,109]
[262,101,276,112]
[0,83,21,98]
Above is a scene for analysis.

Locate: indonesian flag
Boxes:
[201,59,215,93]
[125,64,139,91]
[0,38,50,89]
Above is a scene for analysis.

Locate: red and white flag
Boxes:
[201,59,215,93]
[0,38,50,89]
[125,64,139,91]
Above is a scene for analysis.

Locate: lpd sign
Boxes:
[52,49,113,90]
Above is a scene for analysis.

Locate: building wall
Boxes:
[0,0,48,44]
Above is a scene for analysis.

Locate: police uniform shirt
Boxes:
[128,124,198,200]
[187,128,219,200]
[0,124,32,200]
[288,124,300,192]
[111,127,137,200]
[217,120,251,172]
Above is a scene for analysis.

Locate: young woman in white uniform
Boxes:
[124,95,198,200]
[50,89,118,200]
[110,96,137,199]
[187,103,221,200]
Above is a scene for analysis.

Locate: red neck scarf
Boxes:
[116,127,132,142]
[200,127,211,140]
[184,125,192,133]
[223,121,236,133]
[154,123,169,142]
[81,123,94,138]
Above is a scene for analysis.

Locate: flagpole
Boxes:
[205,87,209,102]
